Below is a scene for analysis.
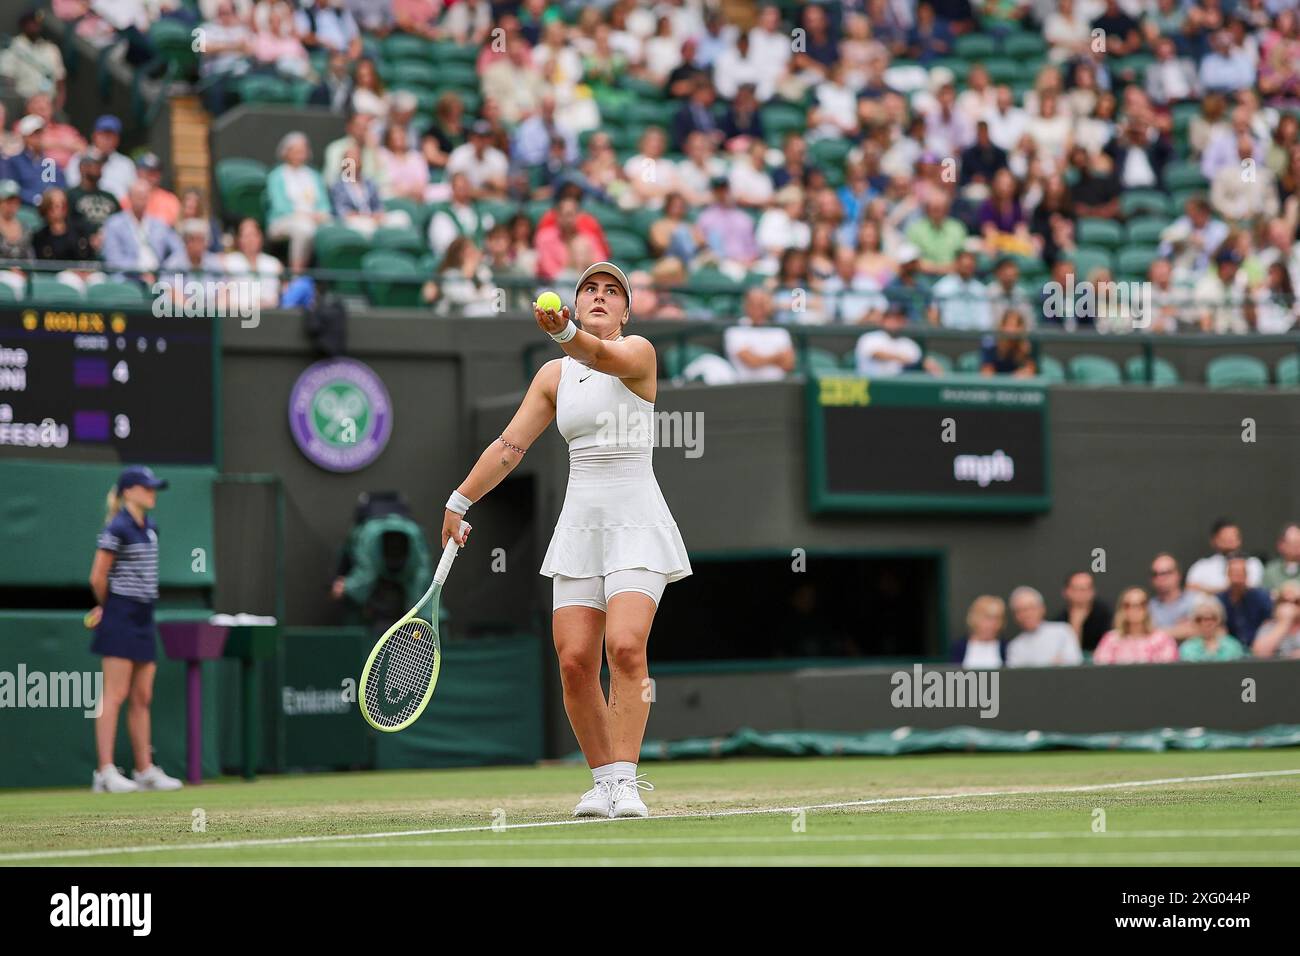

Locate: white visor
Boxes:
[574,261,632,313]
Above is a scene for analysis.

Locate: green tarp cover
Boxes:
[638,724,1300,761]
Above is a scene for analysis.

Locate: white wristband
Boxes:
[550,320,577,343]
[445,490,472,515]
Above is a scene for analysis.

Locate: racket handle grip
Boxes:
[435,520,469,585]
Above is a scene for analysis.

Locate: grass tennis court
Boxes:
[3,750,1298,866]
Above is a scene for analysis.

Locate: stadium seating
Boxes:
[1124,354,1181,387]
[1068,354,1124,386]
[1205,355,1270,389]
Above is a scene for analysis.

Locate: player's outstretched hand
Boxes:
[534,303,571,336]
[442,510,472,549]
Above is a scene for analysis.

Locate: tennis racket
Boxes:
[358,520,468,732]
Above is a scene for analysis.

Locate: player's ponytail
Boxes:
[104,486,122,524]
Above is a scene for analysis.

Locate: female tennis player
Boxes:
[86,466,183,793]
[441,261,691,818]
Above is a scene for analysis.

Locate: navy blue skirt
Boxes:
[90,593,158,662]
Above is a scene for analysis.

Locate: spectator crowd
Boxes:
[952,518,1300,667]
[3,1,1300,345]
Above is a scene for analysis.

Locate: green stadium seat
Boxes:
[761,101,807,138]
[237,73,294,104]
[982,60,1022,85]
[371,226,426,257]
[431,41,478,65]
[1169,187,1204,212]
[605,229,647,261]
[956,350,983,372]
[314,225,373,293]
[1111,54,1154,83]
[149,18,198,78]
[1036,354,1066,383]
[930,57,971,81]
[618,76,666,101]
[215,157,269,180]
[362,250,423,307]
[587,203,631,232]
[809,138,853,169]
[383,33,434,64]
[1003,33,1047,58]
[1077,218,1124,249]
[1123,354,1181,386]
[0,283,15,303]
[804,348,841,374]
[1276,354,1300,387]
[478,199,521,226]
[1120,191,1173,218]
[625,100,677,128]
[390,61,440,90]
[90,282,149,308]
[954,34,998,60]
[214,161,268,226]
[926,352,953,374]
[1164,160,1208,192]
[662,343,718,378]
[627,207,661,236]
[1116,246,1158,280]
[1125,217,1168,246]
[437,62,481,91]
[1068,354,1123,385]
[524,199,552,225]
[1071,246,1114,278]
[16,206,42,232]
[1205,354,1269,389]
[27,275,84,307]
[1171,101,1201,136]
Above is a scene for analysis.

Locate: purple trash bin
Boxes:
[159,622,230,784]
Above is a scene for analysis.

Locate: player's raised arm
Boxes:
[534,268,656,382]
[440,358,561,547]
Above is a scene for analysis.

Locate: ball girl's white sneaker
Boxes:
[132,765,183,791]
[610,775,655,818]
[91,766,139,793]
[573,779,616,818]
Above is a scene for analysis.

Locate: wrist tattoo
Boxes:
[500,437,527,455]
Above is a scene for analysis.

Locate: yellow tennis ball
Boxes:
[537,291,562,313]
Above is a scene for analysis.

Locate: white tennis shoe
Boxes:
[133,765,183,791]
[573,778,616,818]
[610,775,654,818]
[91,766,139,793]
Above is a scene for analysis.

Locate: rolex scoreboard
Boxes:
[0,307,216,464]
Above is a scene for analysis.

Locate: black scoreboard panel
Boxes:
[806,374,1051,514]
[0,307,215,464]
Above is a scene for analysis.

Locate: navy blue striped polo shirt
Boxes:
[97,510,160,602]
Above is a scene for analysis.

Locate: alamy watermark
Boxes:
[150,274,262,328]
[595,407,704,458]
[0,665,102,717]
[890,664,1000,719]
[1043,277,1152,331]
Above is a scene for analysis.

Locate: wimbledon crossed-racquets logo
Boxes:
[288,358,393,472]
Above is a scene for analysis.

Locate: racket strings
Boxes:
[363,618,438,729]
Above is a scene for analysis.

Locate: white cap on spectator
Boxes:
[927,66,956,92]
[897,244,921,265]
[17,115,44,137]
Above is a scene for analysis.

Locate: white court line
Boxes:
[68,850,1300,867]
[325,827,1300,849]
[2,767,1297,863]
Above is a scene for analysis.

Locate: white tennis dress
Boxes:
[539,355,692,583]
